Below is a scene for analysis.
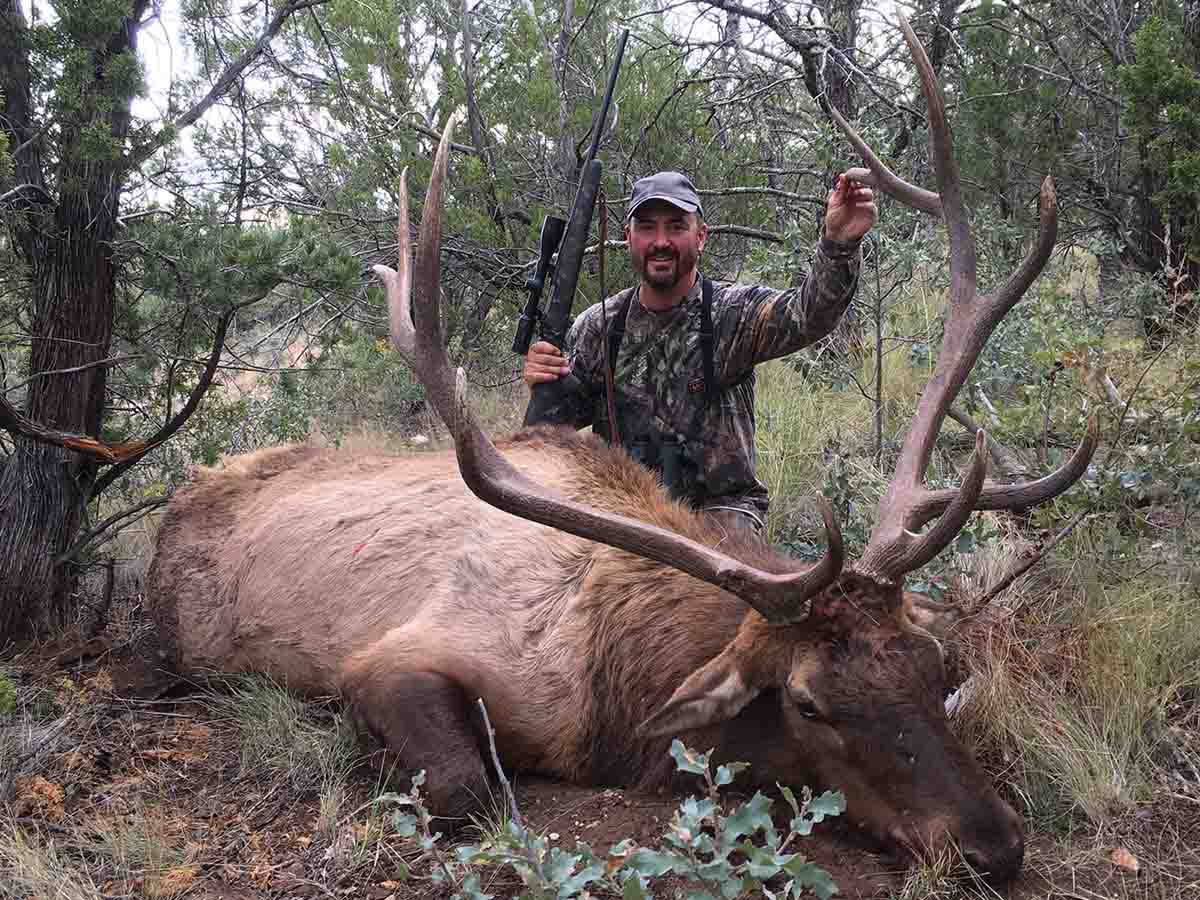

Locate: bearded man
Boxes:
[523,171,876,534]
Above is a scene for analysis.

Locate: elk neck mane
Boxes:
[499,426,809,788]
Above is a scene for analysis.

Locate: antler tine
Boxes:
[860,431,988,577]
[906,415,1098,528]
[830,16,1086,581]
[827,122,942,217]
[896,13,977,305]
[381,169,415,360]
[374,120,844,622]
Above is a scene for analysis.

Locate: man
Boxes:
[524,170,876,535]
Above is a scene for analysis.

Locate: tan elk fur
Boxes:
[150,426,789,785]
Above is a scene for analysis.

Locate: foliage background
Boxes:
[0,0,1198,895]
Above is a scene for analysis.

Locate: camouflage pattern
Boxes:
[543,236,862,524]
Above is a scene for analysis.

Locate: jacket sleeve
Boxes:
[714,236,862,383]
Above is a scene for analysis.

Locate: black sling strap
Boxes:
[605,275,717,407]
[698,275,716,409]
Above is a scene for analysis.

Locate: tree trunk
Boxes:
[553,0,577,207]
[819,0,860,123]
[0,0,145,638]
[0,194,119,632]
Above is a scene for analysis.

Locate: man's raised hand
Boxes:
[824,173,878,243]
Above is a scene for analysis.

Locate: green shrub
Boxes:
[378,740,844,900]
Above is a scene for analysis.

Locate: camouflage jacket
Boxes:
[545,236,862,523]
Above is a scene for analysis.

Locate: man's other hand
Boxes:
[824,173,877,243]
[523,341,572,387]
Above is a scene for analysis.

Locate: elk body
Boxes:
[149,427,1019,869]
[142,17,1098,884]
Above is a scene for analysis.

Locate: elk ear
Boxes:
[903,591,964,639]
[639,648,761,738]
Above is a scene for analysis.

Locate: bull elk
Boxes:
[12,15,1090,885]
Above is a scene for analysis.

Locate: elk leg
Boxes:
[344,668,491,823]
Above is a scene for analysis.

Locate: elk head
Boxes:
[375,15,1096,883]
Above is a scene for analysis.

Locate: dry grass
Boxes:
[0,824,101,900]
[956,567,1200,828]
[80,800,199,898]
[892,843,1005,900]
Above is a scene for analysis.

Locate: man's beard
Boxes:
[638,250,684,289]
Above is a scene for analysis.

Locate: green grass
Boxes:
[206,676,359,797]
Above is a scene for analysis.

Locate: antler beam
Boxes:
[374,124,844,623]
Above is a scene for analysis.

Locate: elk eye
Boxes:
[794,699,822,720]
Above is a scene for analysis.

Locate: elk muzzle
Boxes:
[886,791,1024,883]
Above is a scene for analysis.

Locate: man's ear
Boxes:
[696,218,708,253]
[638,646,761,738]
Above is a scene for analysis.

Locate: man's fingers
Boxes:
[523,366,568,387]
[523,346,571,387]
[528,353,570,371]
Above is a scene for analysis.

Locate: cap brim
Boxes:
[627,194,701,219]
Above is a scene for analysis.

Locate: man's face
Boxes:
[626,201,708,291]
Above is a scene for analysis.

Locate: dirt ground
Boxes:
[2,630,1196,900]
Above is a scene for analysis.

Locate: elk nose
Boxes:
[962,830,1024,883]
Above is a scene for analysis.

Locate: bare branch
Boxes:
[92,306,239,495]
[127,0,330,168]
[476,698,523,830]
[55,496,169,565]
[0,393,149,465]
[3,356,143,396]
[947,405,1030,480]
[0,183,52,210]
[973,511,1088,608]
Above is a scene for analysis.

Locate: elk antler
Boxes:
[830,14,1097,581]
[373,126,844,624]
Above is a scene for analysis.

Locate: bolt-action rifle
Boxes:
[515,28,629,426]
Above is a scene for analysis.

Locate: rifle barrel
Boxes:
[583,28,630,168]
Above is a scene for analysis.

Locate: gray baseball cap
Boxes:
[627,171,704,220]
